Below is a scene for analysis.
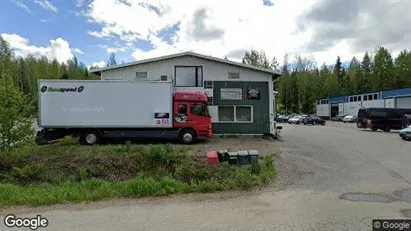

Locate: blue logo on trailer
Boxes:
[40,85,85,93]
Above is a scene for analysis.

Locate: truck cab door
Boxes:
[173,102,210,135]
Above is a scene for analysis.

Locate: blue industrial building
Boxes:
[316,87,411,118]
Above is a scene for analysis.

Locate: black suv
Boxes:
[303,116,326,126]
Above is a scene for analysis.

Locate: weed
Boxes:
[0,140,277,207]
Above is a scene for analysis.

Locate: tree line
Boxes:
[242,48,411,115]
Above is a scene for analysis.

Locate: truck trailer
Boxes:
[35,80,212,145]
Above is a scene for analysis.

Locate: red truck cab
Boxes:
[173,92,212,143]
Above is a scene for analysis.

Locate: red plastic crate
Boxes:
[207,151,219,166]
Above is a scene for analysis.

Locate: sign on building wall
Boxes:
[220,88,242,100]
[247,87,260,100]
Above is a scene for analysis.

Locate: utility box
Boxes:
[248,150,259,164]
[238,150,250,165]
[227,152,239,165]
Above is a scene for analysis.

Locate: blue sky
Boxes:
[0,0,158,66]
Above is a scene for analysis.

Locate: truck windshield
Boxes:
[191,103,208,117]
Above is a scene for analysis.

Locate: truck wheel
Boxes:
[179,129,196,144]
[383,126,391,132]
[372,128,378,131]
[80,131,101,145]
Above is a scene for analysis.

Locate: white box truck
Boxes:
[35,80,212,145]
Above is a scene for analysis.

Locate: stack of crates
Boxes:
[217,150,259,165]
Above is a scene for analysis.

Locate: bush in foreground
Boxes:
[0,141,276,207]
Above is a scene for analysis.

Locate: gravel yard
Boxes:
[174,137,282,157]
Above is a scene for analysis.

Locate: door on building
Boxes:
[385,98,394,108]
[331,104,339,117]
[338,103,344,116]
[396,96,411,109]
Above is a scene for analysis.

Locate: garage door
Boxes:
[396,96,411,109]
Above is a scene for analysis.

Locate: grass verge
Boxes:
[0,138,276,207]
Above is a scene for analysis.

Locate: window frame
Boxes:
[174,66,203,87]
[228,72,240,80]
[204,80,213,89]
[177,104,187,114]
[215,105,253,123]
[135,71,148,79]
[190,103,208,117]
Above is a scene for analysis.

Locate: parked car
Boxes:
[277,115,292,123]
[343,115,357,123]
[399,125,411,140]
[288,116,303,124]
[331,115,344,121]
[303,116,326,125]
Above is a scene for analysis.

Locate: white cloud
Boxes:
[73,48,84,54]
[10,0,30,12]
[1,33,76,63]
[76,0,86,7]
[97,45,126,54]
[87,61,106,70]
[40,19,48,23]
[85,0,410,66]
[34,0,58,13]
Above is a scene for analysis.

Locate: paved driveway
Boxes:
[1,122,410,231]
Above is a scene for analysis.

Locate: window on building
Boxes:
[136,72,148,79]
[374,94,378,100]
[228,72,240,79]
[236,106,252,122]
[204,81,213,89]
[364,95,367,101]
[175,66,203,87]
[217,106,253,122]
[218,106,235,122]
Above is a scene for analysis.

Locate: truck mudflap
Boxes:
[35,130,61,145]
[35,131,49,145]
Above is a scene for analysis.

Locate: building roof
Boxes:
[89,51,281,77]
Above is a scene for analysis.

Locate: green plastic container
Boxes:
[217,150,228,162]
[238,150,250,165]
[227,152,239,165]
[248,150,259,164]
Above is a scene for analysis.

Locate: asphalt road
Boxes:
[1,122,411,231]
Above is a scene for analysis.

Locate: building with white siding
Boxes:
[90,51,281,135]
[316,87,411,118]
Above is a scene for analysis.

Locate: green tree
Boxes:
[393,50,411,88]
[346,57,362,94]
[0,37,34,154]
[333,56,343,91]
[361,51,373,91]
[242,49,270,68]
[373,46,394,90]
[277,54,290,113]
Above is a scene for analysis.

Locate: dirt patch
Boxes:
[175,137,281,157]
